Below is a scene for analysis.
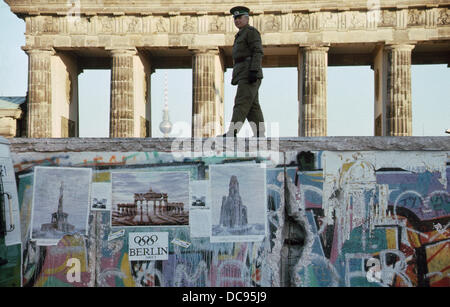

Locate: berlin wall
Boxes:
[0,137,448,287]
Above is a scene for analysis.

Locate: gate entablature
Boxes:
[4,0,450,138]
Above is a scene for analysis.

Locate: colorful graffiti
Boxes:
[287,151,449,287]
[4,148,448,287]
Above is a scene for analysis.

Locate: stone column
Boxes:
[133,53,152,138]
[191,47,224,137]
[298,46,329,136]
[109,48,136,138]
[373,45,384,136]
[384,44,415,136]
[24,48,54,138]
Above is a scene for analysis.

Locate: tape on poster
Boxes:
[171,238,191,249]
[108,229,125,241]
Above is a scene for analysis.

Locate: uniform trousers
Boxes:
[228,78,265,137]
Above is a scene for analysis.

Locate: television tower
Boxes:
[159,72,173,137]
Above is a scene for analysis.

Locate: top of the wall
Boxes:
[7,137,450,153]
[5,0,450,16]
[0,136,11,146]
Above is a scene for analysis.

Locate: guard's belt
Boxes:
[234,56,251,64]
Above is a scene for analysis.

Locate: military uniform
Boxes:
[231,24,264,85]
[225,6,265,137]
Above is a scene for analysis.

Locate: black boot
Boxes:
[0,257,7,266]
[217,131,237,137]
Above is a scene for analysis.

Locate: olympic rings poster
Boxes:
[128,232,169,261]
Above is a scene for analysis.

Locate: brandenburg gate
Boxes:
[5,0,450,137]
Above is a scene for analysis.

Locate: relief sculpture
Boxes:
[292,13,309,30]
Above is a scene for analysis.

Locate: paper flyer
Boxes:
[128,232,169,261]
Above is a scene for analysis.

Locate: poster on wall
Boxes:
[111,171,190,227]
[189,180,211,238]
[209,164,267,243]
[30,167,92,245]
[190,180,209,209]
[128,232,169,261]
[0,139,21,246]
[90,182,112,211]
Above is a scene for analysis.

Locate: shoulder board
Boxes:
[248,25,261,34]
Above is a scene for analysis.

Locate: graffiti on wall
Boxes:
[5,148,449,287]
[287,151,449,287]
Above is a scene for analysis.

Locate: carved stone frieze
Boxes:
[180,16,198,33]
[437,8,449,25]
[209,15,225,32]
[153,16,169,33]
[68,17,88,34]
[292,13,309,30]
[263,14,281,32]
[379,10,396,27]
[347,11,367,29]
[125,17,142,33]
[20,6,449,51]
[24,6,450,37]
[100,16,113,33]
[322,12,338,29]
[408,9,426,26]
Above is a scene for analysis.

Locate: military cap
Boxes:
[230,6,250,18]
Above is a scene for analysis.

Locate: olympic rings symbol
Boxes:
[133,235,158,246]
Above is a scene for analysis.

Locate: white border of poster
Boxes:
[189,180,211,237]
[0,140,21,246]
[30,166,92,246]
[90,182,112,211]
[111,171,190,227]
[209,164,267,243]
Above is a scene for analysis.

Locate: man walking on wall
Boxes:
[221,6,265,137]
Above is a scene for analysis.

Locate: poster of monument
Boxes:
[0,138,21,246]
[30,167,92,245]
[111,171,190,227]
[209,164,267,243]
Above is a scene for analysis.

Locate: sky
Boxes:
[0,0,448,137]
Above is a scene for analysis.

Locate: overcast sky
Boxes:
[0,1,448,137]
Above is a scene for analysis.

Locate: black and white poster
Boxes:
[0,138,21,246]
[90,182,112,211]
[111,171,190,227]
[128,232,169,261]
[209,164,267,243]
[30,167,92,245]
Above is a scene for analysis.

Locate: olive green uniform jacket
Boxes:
[231,25,264,85]
[227,24,265,137]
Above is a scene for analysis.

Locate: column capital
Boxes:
[0,109,22,120]
[299,44,330,52]
[189,46,220,55]
[22,46,55,56]
[107,47,137,56]
[384,43,416,52]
